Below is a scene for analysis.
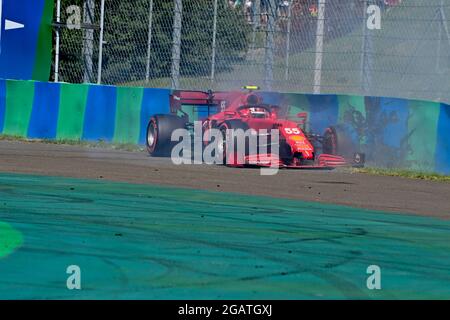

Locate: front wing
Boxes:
[227,153,365,169]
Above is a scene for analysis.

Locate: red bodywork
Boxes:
[170,90,360,169]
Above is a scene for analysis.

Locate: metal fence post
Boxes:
[439,1,450,48]
[210,0,218,87]
[171,0,183,90]
[145,0,154,83]
[360,0,368,92]
[54,0,61,82]
[264,0,276,91]
[250,0,260,52]
[360,0,374,94]
[313,0,326,94]
[83,0,95,83]
[284,0,293,82]
[97,0,105,84]
[437,0,450,72]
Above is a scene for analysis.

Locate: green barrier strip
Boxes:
[1,173,450,299]
[286,93,310,116]
[285,94,310,130]
[113,87,144,144]
[337,96,366,145]
[2,81,35,136]
[180,105,196,122]
[56,83,89,140]
[407,100,440,170]
[337,95,366,122]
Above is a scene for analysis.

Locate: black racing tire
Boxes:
[146,114,186,157]
[278,139,293,164]
[218,120,250,165]
[322,126,358,157]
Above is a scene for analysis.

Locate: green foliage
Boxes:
[178,0,251,77]
[55,0,362,87]
[56,0,86,82]
[58,0,251,84]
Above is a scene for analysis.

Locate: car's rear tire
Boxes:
[146,114,186,157]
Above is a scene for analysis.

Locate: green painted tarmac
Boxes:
[0,173,449,299]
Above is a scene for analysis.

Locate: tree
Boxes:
[100,0,251,84]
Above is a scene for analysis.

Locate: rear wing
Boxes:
[169,89,276,122]
[170,90,222,117]
[170,90,243,121]
[170,87,260,112]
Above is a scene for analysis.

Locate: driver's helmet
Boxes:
[249,107,268,118]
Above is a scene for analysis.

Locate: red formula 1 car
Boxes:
[146,87,365,169]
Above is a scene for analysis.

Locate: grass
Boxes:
[0,135,145,152]
[354,167,450,182]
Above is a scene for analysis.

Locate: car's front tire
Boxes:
[218,120,250,165]
[322,126,359,158]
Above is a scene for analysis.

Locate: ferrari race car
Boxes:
[146,87,365,169]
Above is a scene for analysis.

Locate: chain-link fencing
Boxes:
[53,0,450,103]
[54,0,98,83]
